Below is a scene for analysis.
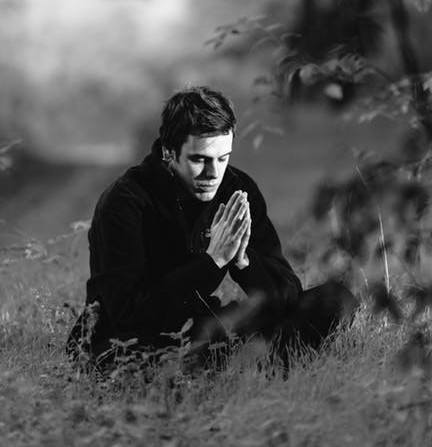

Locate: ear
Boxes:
[162,146,175,163]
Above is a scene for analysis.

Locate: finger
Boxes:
[224,191,242,215]
[227,203,247,234]
[236,225,249,258]
[232,209,247,234]
[227,192,248,223]
[239,213,251,244]
[232,216,249,241]
[240,215,251,245]
[245,206,251,232]
[230,199,249,226]
[244,218,251,241]
[224,191,245,223]
[212,203,225,225]
[237,200,250,222]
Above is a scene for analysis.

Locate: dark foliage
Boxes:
[403,233,421,265]
[311,180,337,220]
[373,238,394,261]
[289,0,382,60]
[334,230,367,260]
[405,284,432,319]
[275,0,383,105]
[394,182,429,224]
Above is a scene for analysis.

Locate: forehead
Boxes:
[181,132,233,157]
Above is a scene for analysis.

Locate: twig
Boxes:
[355,165,391,291]
[378,212,391,293]
[398,398,432,411]
[194,290,232,336]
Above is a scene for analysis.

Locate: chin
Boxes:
[194,191,217,202]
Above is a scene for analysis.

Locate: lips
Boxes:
[196,183,218,189]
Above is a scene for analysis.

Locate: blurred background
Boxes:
[1,0,431,245]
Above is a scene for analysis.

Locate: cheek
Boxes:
[220,161,229,175]
[189,164,204,179]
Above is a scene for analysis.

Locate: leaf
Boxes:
[334,230,367,260]
[180,318,194,335]
[0,139,21,155]
[405,285,432,318]
[0,156,12,171]
[423,73,432,92]
[239,121,259,139]
[24,240,48,260]
[42,255,62,264]
[324,83,343,100]
[412,0,432,13]
[286,67,302,99]
[253,75,272,86]
[109,337,138,349]
[311,180,337,220]
[358,110,380,123]
[253,133,264,150]
[264,23,286,33]
[70,220,91,232]
[204,37,219,48]
[299,63,321,85]
[401,102,410,114]
[250,36,276,52]
[246,14,266,24]
[403,235,421,265]
[396,182,429,223]
[281,32,301,43]
[262,125,285,136]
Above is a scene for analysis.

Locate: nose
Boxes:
[205,160,218,179]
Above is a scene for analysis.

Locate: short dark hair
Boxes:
[159,86,236,157]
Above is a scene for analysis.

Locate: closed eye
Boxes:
[189,155,229,163]
[189,156,206,163]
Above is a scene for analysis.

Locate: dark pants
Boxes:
[266,280,359,367]
[72,280,358,374]
[185,280,359,370]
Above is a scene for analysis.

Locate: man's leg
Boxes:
[270,280,359,366]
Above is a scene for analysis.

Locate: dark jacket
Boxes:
[67,148,302,358]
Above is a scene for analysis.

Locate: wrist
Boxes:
[235,253,250,270]
[206,251,227,269]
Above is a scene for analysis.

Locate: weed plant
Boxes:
[1,203,432,447]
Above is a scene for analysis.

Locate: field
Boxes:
[1,108,432,446]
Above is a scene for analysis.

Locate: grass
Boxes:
[0,106,430,445]
[1,224,432,447]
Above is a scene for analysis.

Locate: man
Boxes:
[67,86,357,370]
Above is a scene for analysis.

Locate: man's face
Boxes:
[171,132,233,201]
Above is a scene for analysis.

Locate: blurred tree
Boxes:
[210,0,432,117]
[209,0,432,327]
[280,0,383,106]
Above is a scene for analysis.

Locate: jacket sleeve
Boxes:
[228,178,302,315]
[87,194,226,335]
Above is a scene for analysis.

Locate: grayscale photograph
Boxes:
[1,0,432,445]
